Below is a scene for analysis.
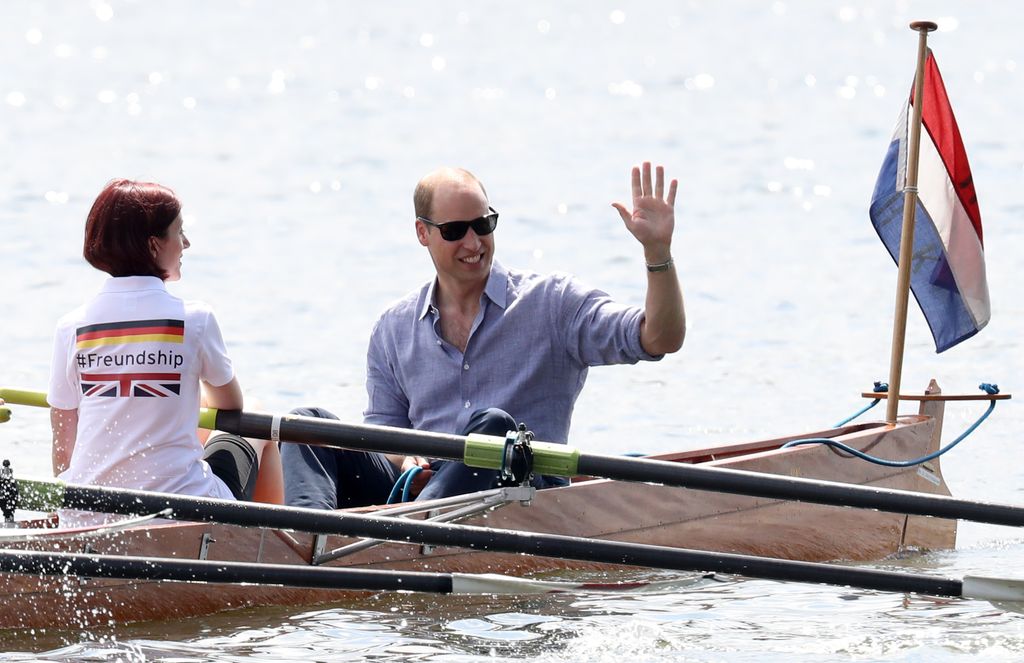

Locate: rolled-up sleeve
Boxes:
[556,274,662,367]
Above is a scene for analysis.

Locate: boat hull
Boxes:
[0,409,956,630]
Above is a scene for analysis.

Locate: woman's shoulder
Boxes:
[178,298,224,331]
[53,303,89,333]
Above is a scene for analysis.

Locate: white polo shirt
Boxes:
[48,276,236,502]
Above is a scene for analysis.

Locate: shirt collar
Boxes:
[418,259,509,320]
[484,259,509,309]
[100,276,167,293]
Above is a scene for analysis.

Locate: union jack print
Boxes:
[80,372,182,398]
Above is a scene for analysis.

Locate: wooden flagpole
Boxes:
[885,20,938,424]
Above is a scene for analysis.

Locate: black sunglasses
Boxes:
[417,207,499,241]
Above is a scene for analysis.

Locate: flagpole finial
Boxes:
[909,20,938,33]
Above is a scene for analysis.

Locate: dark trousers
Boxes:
[203,433,258,500]
[281,407,567,509]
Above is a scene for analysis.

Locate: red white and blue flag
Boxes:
[80,372,182,398]
[869,49,989,353]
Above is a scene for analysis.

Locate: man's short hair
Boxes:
[413,167,488,219]
[83,179,182,279]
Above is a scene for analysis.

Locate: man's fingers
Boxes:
[655,165,665,200]
[667,179,678,207]
[611,202,632,224]
[641,162,653,198]
[630,166,642,202]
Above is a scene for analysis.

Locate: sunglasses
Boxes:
[417,207,499,241]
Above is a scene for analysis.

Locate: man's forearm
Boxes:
[640,257,685,355]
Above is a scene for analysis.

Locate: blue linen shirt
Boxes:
[363,260,660,445]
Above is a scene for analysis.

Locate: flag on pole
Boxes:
[869,49,989,353]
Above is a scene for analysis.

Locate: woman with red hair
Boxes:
[48,179,282,522]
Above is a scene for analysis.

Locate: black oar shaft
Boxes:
[0,549,453,593]
[575,454,1024,527]
[217,410,466,459]
[55,484,963,598]
[213,411,1024,528]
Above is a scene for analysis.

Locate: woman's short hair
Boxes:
[83,179,182,279]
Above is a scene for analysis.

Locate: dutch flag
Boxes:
[869,49,990,353]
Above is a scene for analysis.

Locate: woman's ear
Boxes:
[148,235,160,258]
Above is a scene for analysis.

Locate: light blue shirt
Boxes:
[363,260,660,444]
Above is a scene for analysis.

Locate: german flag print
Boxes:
[75,319,185,349]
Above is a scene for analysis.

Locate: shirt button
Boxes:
[464,401,471,409]
[463,363,470,370]
[437,340,442,346]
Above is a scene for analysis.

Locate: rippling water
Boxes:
[2,0,1023,659]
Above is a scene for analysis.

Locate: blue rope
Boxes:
[785,383,1000,467]
[386,466,424,504]
[832,381,888,427]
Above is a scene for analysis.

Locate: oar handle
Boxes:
[0,389,233,432]
[0,389,50,409]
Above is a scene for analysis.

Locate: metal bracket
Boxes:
[312,533,328,563]
[256,528,267,563]
[0,460,19,527]
[310,485,537,565]
[198,532,215,560]
[420,509,440,555]
[499,424,535,487]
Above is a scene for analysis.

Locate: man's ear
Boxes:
[415,220,430,247]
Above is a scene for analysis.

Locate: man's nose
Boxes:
[461,228,483,247]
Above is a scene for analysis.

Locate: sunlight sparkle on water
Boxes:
[838,6,858,22]
[94,2,114,21]
[783,157,814,171]
[609,80,643,97]
[267,70,288,95]
[685,74,715,91]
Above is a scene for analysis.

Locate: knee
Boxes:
[463,407,517,437]
[289,406,339,421]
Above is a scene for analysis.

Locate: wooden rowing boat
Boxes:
[0,386,957,631]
